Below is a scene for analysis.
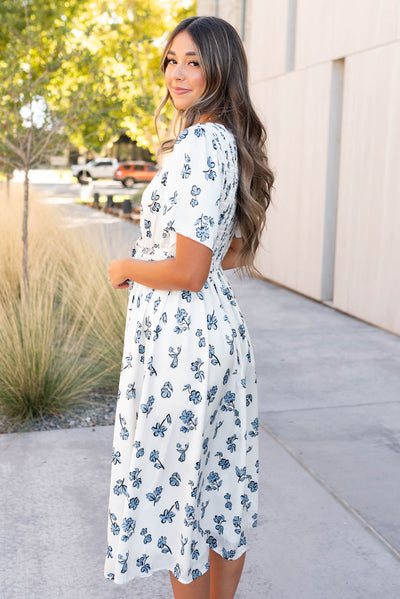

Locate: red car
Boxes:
[114,161,158,187]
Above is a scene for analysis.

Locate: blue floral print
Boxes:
[158,536,172,554]
[160,501,180,524]
[146,486,163,505]
[140,528,152,544]
[105,123,258,585]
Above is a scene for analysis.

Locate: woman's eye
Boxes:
[165,58,199,67]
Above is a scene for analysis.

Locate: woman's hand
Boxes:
[108,259,131,289]
[107,235,212,293]
[109,236,240,291]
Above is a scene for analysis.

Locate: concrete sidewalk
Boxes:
[1,198,400,597]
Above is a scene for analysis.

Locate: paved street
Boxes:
[1,179,399,598]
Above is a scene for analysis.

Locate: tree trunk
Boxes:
[22,168,29,295]
[6,174,11,200]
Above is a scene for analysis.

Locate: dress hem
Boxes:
[104,544,248,586]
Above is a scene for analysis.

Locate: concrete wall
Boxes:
[197,0,400,335]
[333,41,400,334]
[252,62,340,301]
[197,0,243,33]
[246,0,290,79]
[295,0,400,69]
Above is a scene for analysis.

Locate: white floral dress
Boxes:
[104,122,259,585]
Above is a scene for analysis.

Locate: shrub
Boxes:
[0,277,98,422]
[0,183,127,426]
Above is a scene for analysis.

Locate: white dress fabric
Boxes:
[104,122,259,585]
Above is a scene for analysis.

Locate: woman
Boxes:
[105,15,274,599]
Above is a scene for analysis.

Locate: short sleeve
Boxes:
[165,126,222,251]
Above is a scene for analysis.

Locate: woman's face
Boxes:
[164,30,206,111]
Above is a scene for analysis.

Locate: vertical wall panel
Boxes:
[216,0,243,31]
[246,0,290,81]
[253,63,334,300]
[333,42,400,335]
[196,0,243,34]
[296,0,399,69]
[196,0,215,15]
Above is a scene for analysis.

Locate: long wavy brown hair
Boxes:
[155,16,275,276]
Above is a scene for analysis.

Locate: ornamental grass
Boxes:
[0,183,127,427]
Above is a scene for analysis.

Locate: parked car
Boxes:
[114,161,158,187]
[71,158,119,184]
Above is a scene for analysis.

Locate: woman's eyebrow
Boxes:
[167,50,198,56]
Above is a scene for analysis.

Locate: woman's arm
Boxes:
[108,233,212,293]
[221,237,243,270]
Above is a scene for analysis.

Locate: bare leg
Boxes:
[169,568,210,599]
[209,549,246,599]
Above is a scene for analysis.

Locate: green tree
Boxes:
[0,0,123,291]
[104,0,195,152]
[0,0,195,291]
[59,0,195,154]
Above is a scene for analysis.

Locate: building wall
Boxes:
[197,0,400,335]
[333,41,400,334]
[197,0,244,32]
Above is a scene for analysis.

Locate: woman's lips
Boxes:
[171,87,191,94]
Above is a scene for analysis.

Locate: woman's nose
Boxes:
[172,62,184,80]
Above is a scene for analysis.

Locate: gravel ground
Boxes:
[0,390,117,434]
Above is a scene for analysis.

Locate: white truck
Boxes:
[71,158,119,184]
